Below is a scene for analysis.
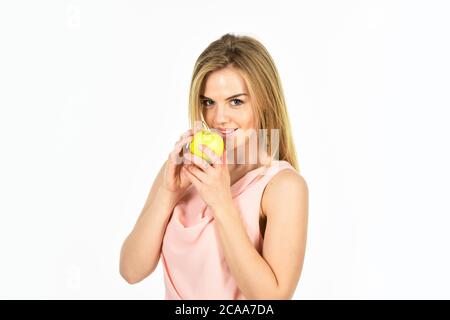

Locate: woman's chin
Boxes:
[224,140,245,152]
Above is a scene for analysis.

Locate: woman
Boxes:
[120,33,309,300]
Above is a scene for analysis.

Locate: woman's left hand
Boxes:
[182,145,233,212]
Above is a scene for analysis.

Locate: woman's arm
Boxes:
[212,169,309,299]
[119,161,179,284]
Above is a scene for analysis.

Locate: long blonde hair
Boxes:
[188,33,299,172]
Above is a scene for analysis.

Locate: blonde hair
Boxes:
[188,33,299,172]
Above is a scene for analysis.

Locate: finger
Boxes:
[174,131,192,147]
[183,153,211,172]
[175,132,193,147]
[179,129,194,140]
[184,164,208,182]
[199,145,222,165]
[182,166,202,189]
[183,153,199,167]
[170,136,193,165]
[174,135,193,152]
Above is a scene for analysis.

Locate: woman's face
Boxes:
[201,66,257,162]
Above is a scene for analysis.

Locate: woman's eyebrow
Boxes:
[200,93,248,100]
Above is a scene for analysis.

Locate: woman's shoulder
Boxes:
[264,167,308,200]
[261,163,308,217]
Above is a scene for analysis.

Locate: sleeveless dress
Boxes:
[161,160,296,299]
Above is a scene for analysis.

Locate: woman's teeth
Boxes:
[216,128,237,136]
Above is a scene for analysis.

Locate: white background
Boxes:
[1,0,449,299]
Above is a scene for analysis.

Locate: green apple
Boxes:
[189,130,224,163]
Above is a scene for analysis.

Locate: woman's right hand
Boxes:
[162,126,202,194]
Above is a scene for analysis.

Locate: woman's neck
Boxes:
[225,143,271,186]
[227,162,260,186]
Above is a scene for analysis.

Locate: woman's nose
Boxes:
[214,104,230,123]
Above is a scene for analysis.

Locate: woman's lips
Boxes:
[215,128,238,137]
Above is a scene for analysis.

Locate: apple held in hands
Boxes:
[189,130,224,163]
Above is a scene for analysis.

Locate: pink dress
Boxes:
[161,160,297,299]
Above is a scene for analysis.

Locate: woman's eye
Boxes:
[201,99,214,107]
[230,99,243,106]
[201,99,243,107]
